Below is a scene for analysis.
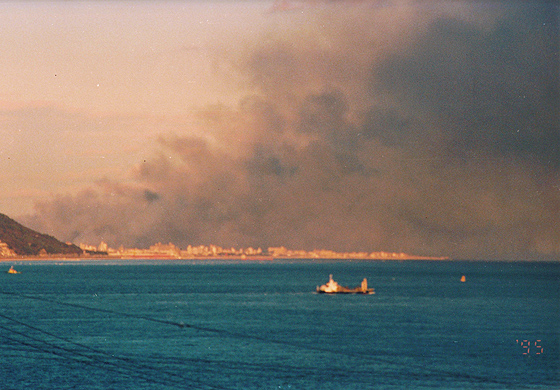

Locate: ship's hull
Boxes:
[316,287,374,294]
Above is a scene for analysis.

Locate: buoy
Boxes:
[460,275,466,282]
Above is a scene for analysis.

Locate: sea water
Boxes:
[0,260,558,390]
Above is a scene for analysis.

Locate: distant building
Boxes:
[79,243,97,252]
[268,246,288,257]
[149,242,181,257]
[98,241,108,252]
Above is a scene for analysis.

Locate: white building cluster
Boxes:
[75,242,447,260]
[267,246,414,259]
[79,242,265,259]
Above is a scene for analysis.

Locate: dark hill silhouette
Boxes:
[0,213,82,256]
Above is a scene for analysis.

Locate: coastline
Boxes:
[0,254,450,262]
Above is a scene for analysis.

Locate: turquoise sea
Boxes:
[1,259,558,389]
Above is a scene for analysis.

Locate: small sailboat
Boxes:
[6,266,20,274]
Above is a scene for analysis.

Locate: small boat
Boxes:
[6,266,20,274]
[460,275,466,282]
[316,274,374,294]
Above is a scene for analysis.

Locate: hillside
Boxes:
[0,213,82,256]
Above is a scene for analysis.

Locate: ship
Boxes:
[6,266,20,274]
[316,274,374,294]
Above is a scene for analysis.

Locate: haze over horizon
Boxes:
[1,1,558,261]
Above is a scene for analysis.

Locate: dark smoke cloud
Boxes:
[25,2,559,260]
[371,5,559,165]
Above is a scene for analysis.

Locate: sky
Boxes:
[0,0,558,260]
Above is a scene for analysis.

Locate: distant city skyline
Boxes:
[1,1,558,261]
[76,240,449,261]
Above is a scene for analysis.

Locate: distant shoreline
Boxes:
[3,256,559,263]
[0,254,451,262]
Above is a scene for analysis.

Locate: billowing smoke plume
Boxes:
[25,2,559,260]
